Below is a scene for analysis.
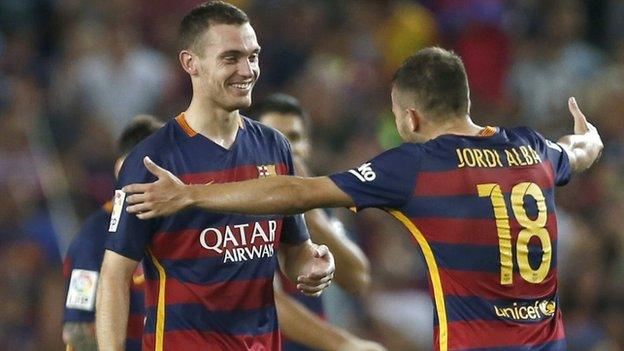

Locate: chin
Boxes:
[225,96,252,111]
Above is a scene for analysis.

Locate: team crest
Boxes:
[257,164,277,178]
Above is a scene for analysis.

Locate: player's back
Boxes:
[331,125,571,351]
[396,126,570,350]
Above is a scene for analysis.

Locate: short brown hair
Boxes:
[118,115,164,155]
[179,1,249,53]
[393,47,470,119]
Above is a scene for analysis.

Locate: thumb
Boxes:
[143,156,167,178]
[568,97,589,134]
[314,244,329,258]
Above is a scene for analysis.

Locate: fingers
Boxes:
[126,202,152,214]
[122,183,150,194]
[568,97,589,134]
[143,156,167,177]
[126,193,148,205]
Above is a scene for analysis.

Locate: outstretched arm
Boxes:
[123,157,354,218]
[274,288,386,351]
[293,159,370,295]
[557,97,603,173]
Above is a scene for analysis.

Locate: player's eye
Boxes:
[249,54,259,63]
[224,56,238,64]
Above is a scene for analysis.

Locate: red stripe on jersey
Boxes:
[62,257,72,278]
[179,163,289,185]
[142,330,281,351]
[414,161,555,196]
[149,220,283,260]
[144,277,274,311]
[442,311,565,350]
[414,214,558,245]
[439,269,558,300]
[127,314,145,340]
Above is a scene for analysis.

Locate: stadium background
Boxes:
[1,0,623,350]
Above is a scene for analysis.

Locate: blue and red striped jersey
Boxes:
[106,114,309,351]
[330,126,571,351]
[63,202,145,351]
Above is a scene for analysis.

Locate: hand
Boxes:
[123,156,191,219]
[568,97,595,135]
[338,338,387,351]
[297,244,335,297]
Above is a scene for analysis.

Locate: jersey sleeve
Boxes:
[105,152,160,261]
[63,216,106,323]
[277,134,310,245]
[329,144,422,211]
[524,128,572,186]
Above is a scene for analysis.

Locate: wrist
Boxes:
[185,184,198,209]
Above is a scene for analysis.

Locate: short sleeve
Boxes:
[523,128,572,186]
[277,135,310,245]
[329,144,421,211]
[105,152,160,261]
[63,216,106,322]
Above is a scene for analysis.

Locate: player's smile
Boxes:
[227,79,255,95]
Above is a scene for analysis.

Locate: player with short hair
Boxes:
[255,93,385,351]
[122,47,604,350]
[63,115,163,351]
[96,2,335,351]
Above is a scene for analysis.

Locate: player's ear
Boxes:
[179,50,199,75]
[407,108,420,132]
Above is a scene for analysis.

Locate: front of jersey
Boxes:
[106,114,309,351]
[63,202,145,351]
[330,127,571,351]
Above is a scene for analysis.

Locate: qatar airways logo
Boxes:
[199,220,277,263]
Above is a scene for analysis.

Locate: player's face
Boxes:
[195,23,260,111]
[260,112,310,160]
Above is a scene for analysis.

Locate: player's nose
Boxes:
[237,59,255,79]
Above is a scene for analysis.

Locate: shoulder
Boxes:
[67,209,109,259]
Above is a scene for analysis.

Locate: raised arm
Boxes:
[96,250,138,351]
[123,156,355,218]
[557,97,603,173]
[274,288,386,351]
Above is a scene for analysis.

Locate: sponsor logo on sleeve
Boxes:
[108,190,125,232]
[65,269,99,311]
[348,162,376,182]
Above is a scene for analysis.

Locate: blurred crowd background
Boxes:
[1,0,623,350]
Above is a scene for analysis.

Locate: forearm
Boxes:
[189,176,316,215]
[63,323,97,351]
[275,289,350,350]
[306,210,370,295]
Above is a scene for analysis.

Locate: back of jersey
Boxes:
[330,126,571,351]
[402,127,570,350]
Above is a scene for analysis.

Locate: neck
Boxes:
[184,95,241,149]
[424,115,484,140]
